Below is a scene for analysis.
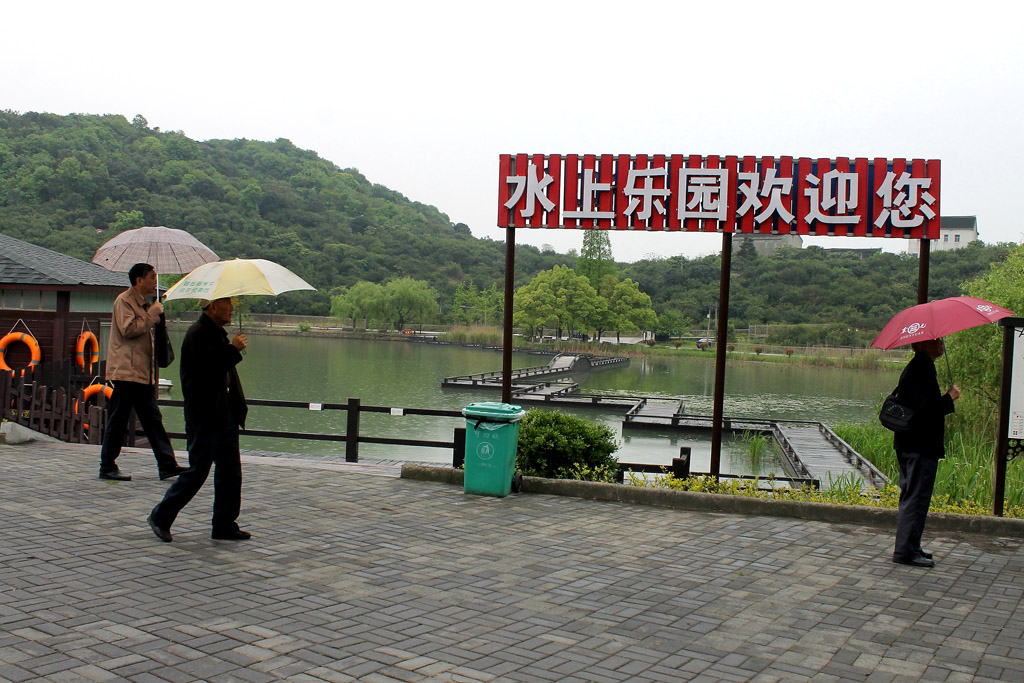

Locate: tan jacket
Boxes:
[105,287,158,384]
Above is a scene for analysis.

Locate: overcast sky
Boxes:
[4,0,1021,262]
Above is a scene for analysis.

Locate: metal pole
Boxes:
[502,225,515,404]
[993,320,1016,516]
[709,232,733,480]
[917,238,930,304]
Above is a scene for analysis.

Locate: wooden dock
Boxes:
[442,355,890,491]
[624,411,889,490]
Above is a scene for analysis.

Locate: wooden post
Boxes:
[0,370,10,424]
[453,426,466,468]
[502,225,515,404]
[673,446,692,479]
[709,233,733,480]
[53,292,70,362]
[992,319,1018,516]
[345,397,360,462]
[87,405,103,445]
[54,387,67,441]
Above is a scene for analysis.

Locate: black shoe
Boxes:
[159,465,188,480]
[211,529,251,541]
[99,469,131,481]
[919,550,933,560]
[893,555,934,568]
[147,514,172,543]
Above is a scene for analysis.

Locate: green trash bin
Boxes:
[462,402,526,497]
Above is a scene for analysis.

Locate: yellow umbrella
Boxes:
[162,259,315,301]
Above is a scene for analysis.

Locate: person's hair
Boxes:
[128,263,154,287]
[911,339,941,353]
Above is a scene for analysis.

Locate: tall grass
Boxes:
[735,429,779,475]
[833,393,1024,515]
[437,325,503,345]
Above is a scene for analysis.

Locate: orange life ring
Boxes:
[0,332,42,374]
[75,383,113,415]
[75,331,100,371]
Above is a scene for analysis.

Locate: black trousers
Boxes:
[99,380,177,474]
[894,451,939,560]
[150,423,242,533]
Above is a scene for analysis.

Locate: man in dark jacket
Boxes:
[892,338,959,568]
[147,297,250,542]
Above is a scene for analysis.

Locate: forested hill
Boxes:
[0,111,570,313]
[0,111,1013,331]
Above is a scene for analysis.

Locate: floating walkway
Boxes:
[441,353,629,392]
[442,355,889,491]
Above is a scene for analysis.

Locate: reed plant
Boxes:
[735,429,779,477]
[437,325,503,345]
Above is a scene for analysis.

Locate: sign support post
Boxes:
[502,226,515,404]
[709,232,733,479]
[917,239,930,305]
[993,317,1023,516]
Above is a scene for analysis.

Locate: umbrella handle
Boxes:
[941,339,955,388]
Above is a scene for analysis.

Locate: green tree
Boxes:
[946,244,1024,402]
[514,265,602,338]
[452,281,479,324]
[330,281,384,327]
[609,278,658,343]
[513,281,558,338]
[479,283,503,326]
[108,209,145,232]
[382,277,437,330]
[576,229,617,289]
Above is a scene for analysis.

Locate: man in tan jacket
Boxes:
[98,263,186,481]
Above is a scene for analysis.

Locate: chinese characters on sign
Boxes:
[498,154,941,238]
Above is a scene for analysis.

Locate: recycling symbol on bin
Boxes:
[476,441,495,460]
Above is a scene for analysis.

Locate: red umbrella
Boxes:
[871,296,1014,350]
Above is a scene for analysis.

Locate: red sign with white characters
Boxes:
[498,154,940,239]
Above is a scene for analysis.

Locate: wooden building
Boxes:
[0,232,126,373]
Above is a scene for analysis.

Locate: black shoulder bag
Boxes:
[154,313,175,368]
[879,387,914,433]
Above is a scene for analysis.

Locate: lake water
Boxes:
[159,331,897,474]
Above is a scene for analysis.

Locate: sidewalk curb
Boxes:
[401,463,1024,537]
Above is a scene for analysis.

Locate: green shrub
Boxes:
[298,322,311,332]
[516,409,620,482]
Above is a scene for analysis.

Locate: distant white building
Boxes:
[907,216,979,254]
[738,233,803,256]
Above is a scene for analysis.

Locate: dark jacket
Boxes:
[180,313,247,429]
[892,351,954,459]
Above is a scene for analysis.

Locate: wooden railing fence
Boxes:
[2,360,109,444]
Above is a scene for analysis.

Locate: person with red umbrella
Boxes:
[888,338,959,568]
[873,296,1013,568]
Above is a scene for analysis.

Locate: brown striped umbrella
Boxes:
[92,226,218,274]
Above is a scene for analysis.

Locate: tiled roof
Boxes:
[941,216,978,232]
[0,232,127,288]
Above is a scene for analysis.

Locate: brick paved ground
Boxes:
[1,442,1022,682]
